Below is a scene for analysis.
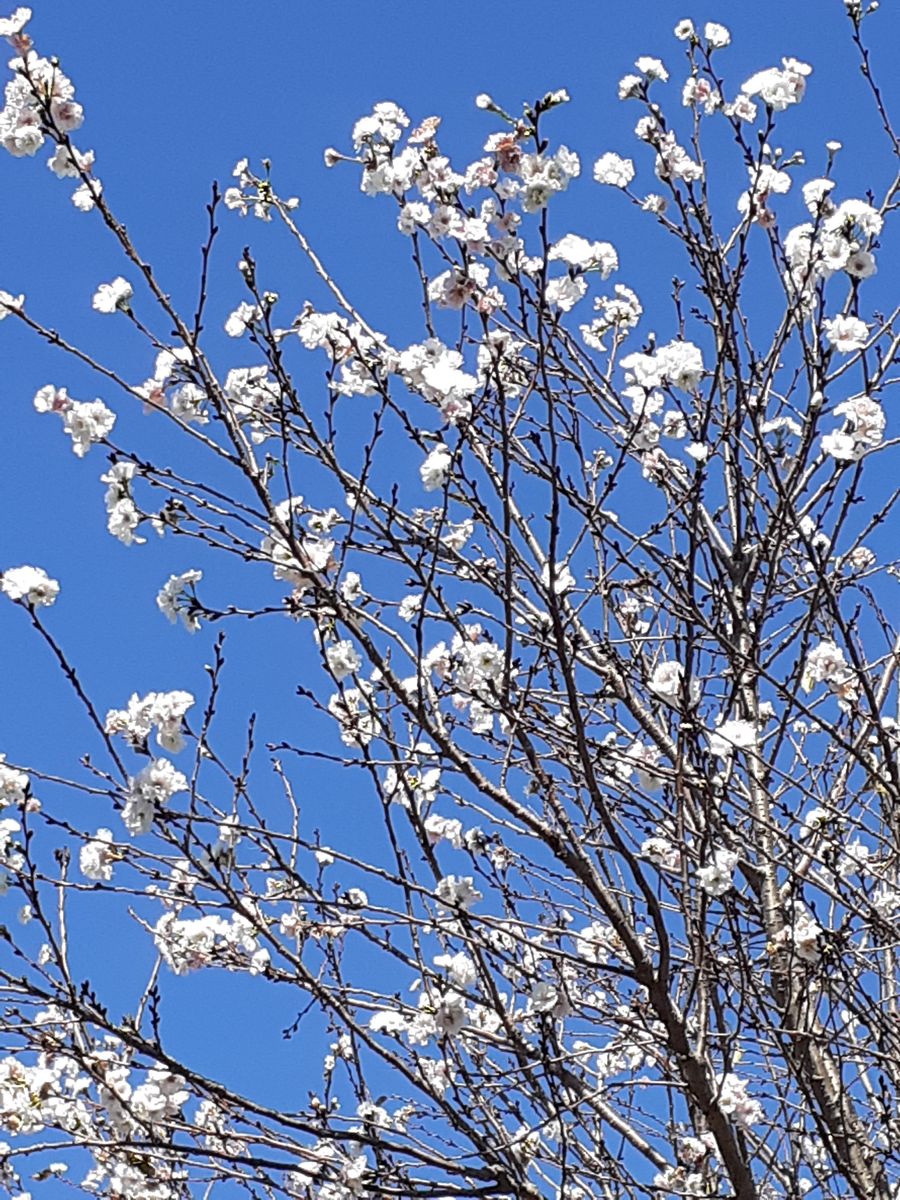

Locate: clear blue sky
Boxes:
[1,0,898,1190]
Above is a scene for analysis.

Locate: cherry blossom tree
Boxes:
[0,3,899,1198]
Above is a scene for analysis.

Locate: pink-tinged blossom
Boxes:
[801,639,857,709]
[716,1073,763,1127]
[724,93,758,123]
[683,76,721,114]
[741,58,811,111]
[654,131,703,183]
[823,315,868,353]
[822,394,884,461]
[1,564,58,607]
[33,384,115,456]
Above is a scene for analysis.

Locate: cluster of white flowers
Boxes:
[428,260,503,315]
[122,758,188,834]
[549,233,618,276]
[649,659,699,704]
[423,812,463,848]
[398,339,479,425]
[420,443,452,491]
[801,639,858,708]
[574,920,625,964]
[224,365,280,443]
[0,17,102,211]
[593,152,634,188]
[156,569,203,632]
[153,910,268,976]
[773,906,823,964]
[434,874,482,911]
[580,284,642,351]
[697,848,738,896]
[621,339,704,394]
[641,833,682,872]
[516,144,581,212]
[0,815,23,888]
[79,828,118,881]
[0,1050,92,1138]
[224,299,260,338]
[100,461,143,545]
[33,384,115,457]
[785,198,882,297]
[737,161,791,227]
[325,639,362,682]
[259,496,339,593]
[328,681,379,747]
[822,393,884,461]
[134,347,207,425]
[105,690,195,753]
[295,307,386,397]
[716,1072,763,1127]
[346,96,580,231]
[708,718,757,759]
[1,563,58,606]
[740,57,811,112]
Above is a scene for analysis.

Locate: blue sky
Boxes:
[1,0,899,1190]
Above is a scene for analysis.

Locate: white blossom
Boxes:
[420,443,452,491]
[326,640,362,682]
[156,570,202,632]
[79,829,118,881]
[91,277,132,314]
[697,848,738,896]
[1,565,58,606]
[823,315,868,353]
[593,152,634,188]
